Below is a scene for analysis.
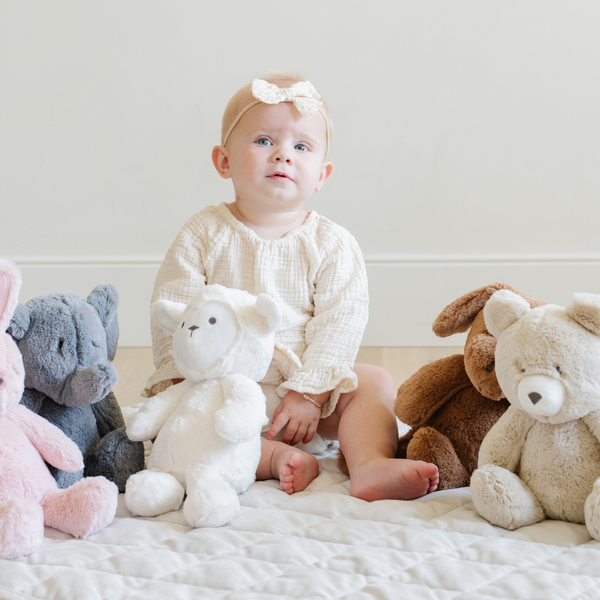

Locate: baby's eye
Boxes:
[256,137,272,146]
[295,143,308,152]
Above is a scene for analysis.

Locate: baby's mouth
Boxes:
[269,172,292,182]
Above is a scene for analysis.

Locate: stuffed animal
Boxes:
[470,290,600,540]
[125,284,283,528]
[393,283,544,490]
[0,259,118,560]
[8,285,144,492]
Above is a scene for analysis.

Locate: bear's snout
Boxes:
[517,375,565,418]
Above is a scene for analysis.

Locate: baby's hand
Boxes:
[266,390,325,446]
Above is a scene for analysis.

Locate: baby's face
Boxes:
[220,102,332,213]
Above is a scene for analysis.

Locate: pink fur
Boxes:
[0,259,118,559]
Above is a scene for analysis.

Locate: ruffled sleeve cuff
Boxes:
[142,359,183,398]
[276,365,358,419]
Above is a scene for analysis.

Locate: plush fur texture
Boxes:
[391,283,544,490]
[471,290,600,540]
[8,286,144,492]
[0,260,118,560]
[126,285,285,528]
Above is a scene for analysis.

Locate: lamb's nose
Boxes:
[529,392,542,405]
[188,325,199,337]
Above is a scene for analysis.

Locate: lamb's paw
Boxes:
[125,470,184,517]
[183,465,240,528]
[471,464,545,530]
[584,479,600,540]
[125,413,154,442]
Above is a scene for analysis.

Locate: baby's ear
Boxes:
[566,293,600,335]
[255,294,281,333]
[151,300,187,334]
[484,290,531,338]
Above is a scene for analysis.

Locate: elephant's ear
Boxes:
[88,284,119,361]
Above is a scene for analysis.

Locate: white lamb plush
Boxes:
[125,284,283,528]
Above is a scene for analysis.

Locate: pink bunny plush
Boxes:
[0,259,118,560]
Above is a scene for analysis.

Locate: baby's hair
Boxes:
[220,70,333,146]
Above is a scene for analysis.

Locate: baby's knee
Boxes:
[354,364,396,403]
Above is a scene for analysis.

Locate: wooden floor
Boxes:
[113,346,462,407]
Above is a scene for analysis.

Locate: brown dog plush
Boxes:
[393,283,544,490]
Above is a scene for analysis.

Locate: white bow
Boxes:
[251,79,323,117]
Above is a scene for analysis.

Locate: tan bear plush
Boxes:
[393,283,543,490]
[470,290,600,540]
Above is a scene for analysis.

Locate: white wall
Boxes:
[2,1,600,346]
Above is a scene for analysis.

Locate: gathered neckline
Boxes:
[215,203,318,242]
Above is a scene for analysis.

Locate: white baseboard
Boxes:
[14,256,600,347]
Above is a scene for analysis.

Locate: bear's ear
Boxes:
[484,289,531,338]
[432,282,522,337]
[151,300,187,334]
[566,293,600,335]
[88,284,119,361]
[7,304,30,340]
[255,293,281,332]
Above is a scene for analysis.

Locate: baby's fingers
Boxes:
[303,421,318,445]
[267,411,289,441]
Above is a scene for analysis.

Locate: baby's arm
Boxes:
[10,405,83,473]
[214,376,269,443]
[145,221,208,396]
[277,230,368,419]
[127,380,193,441]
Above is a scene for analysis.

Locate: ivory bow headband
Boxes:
[222,79,330,155]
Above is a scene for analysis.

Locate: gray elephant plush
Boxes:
[8,284,145,492]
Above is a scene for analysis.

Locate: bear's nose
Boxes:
[528,392,542,405]
[518,375,565,418]
[188,325,199,337]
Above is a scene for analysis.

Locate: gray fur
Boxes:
[12,285,144,492]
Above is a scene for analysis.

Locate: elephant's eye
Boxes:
[209,317,217,325]
[57,338,65,353]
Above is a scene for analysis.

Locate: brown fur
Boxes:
[390,283,544,490]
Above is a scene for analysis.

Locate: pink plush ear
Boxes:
[0,260,21,332]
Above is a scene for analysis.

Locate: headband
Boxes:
[222,79,330,156]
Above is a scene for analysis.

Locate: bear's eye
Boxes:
[521,367,526,373]
[556,366,562,374]
[208,317,217,325]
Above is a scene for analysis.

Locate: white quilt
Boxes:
[1,405,600,600]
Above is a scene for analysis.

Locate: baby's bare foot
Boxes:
[271,444,319,495]
[349,458,439,502]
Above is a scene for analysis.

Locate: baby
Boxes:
[145,73,439,501]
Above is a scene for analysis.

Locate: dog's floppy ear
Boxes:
[432,282,524,337]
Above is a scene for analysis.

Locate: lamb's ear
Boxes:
[88,284,120,360]
[7,304,30,340]
[484,289,531,338]
[151,300,187,334]
[566,293,600,335]
[255,293,281,332]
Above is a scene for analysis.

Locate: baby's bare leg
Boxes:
[256,438,319,495]
[319,364,439,501]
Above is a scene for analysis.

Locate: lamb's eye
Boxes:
[486,361,495,372]
[208,317,217,325]
[556,366,562,374]
[181,322,185,328]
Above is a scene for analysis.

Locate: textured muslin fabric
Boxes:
[144,203,369,418]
